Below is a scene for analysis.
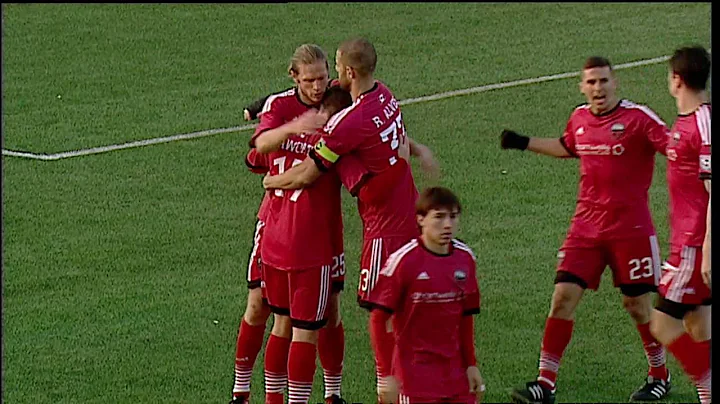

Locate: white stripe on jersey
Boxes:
[649,235,661,286]
[260,88,296,115]
[379,239,419,277]
[324,98,361,134]
[621,100,667,127]
[696,104,712,145]
[452,239,477,262]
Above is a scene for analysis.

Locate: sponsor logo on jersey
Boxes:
[454,270,467,281]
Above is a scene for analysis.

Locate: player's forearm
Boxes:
[408,138,429,158]
[460,315,477,367]
[527,137,571,158]
[369,309,394,377]
[255,124,296,154]
[244,94,270,121]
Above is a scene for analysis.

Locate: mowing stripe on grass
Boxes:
[2,54,673,161]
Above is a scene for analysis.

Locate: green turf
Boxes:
[2,3,710,403]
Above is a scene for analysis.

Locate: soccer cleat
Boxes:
[510,381,556,404]
[630,373,672,401]
[228,395,249,404]
[325,394,347,404]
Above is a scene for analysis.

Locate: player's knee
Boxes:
[244,289,271,325]
[650,308,684,345]
[684,305,712,341]
[622,294,652,323]
[271,314,292,339]
[292,327,320,344]
[549,283,583,319]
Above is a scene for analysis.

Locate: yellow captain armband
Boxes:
[314,140,339,163]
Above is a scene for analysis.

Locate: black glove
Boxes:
[243,94,270,121]
[500,129,530,151]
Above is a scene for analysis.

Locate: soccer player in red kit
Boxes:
[367,187,485,404]
[261,85,369,404]
[262,37,438,395]
[500,56,671,404]
[649,46,712,404]
[230,44,350,404]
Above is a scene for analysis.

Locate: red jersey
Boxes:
[367,238,480,399]
[311,81,419,240]
[247,87,316,222]
[666,103,711,248]
[245,148,271,221]
[560,99,669,239]
[261,131,369,270]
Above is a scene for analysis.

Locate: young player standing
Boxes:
[500,56,671,404]
[650,45,712,404]
[367,187,485,404]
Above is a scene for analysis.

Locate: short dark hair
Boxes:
[669,45,711,91]
[583,56,613,71]
[321,86,352,116]
[338,37,377,76]
[416,187,462,216]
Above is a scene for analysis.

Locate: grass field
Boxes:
[2,3,711,403]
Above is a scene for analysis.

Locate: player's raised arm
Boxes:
[254,110,326,154]
[243,93,272,121]
[408,137,441,179]
[500,129,573,157]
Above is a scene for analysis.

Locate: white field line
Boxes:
[2,54,672,161]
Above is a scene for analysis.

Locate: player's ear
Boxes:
[416,214,425,228]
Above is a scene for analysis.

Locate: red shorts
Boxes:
[557,234,661,291]
[263,264,332,330]
[246,220,264,289]
[658,245,712,305]
[397,393,477,404]
[358,235,415,308]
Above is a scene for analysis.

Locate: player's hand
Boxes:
[291,110,327,134]
[243,109,252,121]
[500,129,530,151]
[262,173,276,190]
[701,257,711,288]
[377,375,399,404]
[467,366,485,403]
[415,144,441,181]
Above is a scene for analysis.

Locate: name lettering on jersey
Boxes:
[611,123,626,138]
[372,116,384,128]
[411,291,462,304]
[575,143,623,156]
[281,138,315,155]
[383,97,400,120]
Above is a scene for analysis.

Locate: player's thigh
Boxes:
[658,245,712,306]
[263,265,290,316]
[556,236,606,291]
[358,236,414,307]
[288,264,333,330]
[246,220,265,289]
[608,235,661,295]
[683,303,712,341]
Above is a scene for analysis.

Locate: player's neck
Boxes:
[676,90,708,115]
[351,76,376,101]
[420,235,450,255]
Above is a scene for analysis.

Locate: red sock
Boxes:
[232,319,267,397]
[537,317,574,391]
[288,341,317,404]
[636,322,668,380]
[667,334,711,403]
[264,334,291,404]
[318,322,344,398]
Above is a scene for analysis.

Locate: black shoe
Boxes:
[228,396,248,404]
[630,373,672,401]
[325,394,347,404]
[511,381,556,404]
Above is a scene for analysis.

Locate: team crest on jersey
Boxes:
[454,270,467,281]
[575,127,585,136]
[611,123,625,138]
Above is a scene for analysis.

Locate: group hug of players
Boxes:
[226,37,712,404]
